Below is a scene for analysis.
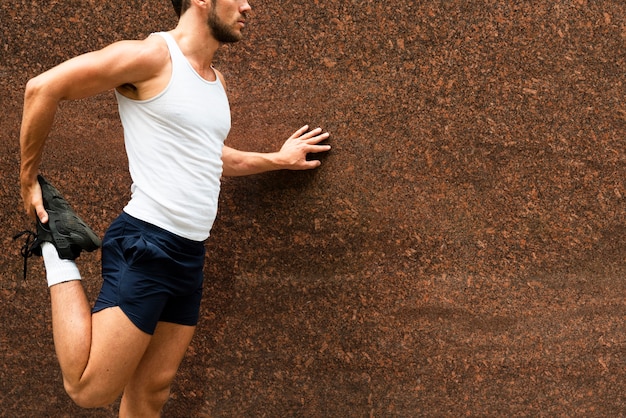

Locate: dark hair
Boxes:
[171,0,183,18]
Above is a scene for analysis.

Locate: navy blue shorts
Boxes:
[93,212,205,335]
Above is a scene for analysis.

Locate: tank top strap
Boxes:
[151,31,219,85]
[152,32,185,65]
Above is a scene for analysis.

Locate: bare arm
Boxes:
[221,125,331,177]
[19,36,169,222]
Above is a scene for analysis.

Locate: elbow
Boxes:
[221,154,246,177]
[24,74,62,105]
[24,76,45,101]
[221,163,244,177]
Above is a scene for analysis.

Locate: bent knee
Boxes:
[121,383,172,415]
[65,381,121,409]
[127,380,172,406]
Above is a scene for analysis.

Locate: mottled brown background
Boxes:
[1,0,625,416]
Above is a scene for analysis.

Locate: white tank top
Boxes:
[115,32,231,241]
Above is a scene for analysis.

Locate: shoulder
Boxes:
[115,34,170,70]
[110,34,172,97]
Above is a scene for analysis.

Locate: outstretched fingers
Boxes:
[294,126,331,144]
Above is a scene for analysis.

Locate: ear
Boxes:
[192,0,210,8]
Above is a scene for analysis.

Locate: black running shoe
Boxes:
[13,175,101,278]
[35,174,102,259]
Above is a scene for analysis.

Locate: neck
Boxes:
[170,11,221,73]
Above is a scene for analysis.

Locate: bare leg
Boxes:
[50,281,93,384]
[120,322,196,417]
[50,281,152,408]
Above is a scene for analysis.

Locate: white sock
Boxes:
[41,242,82,287]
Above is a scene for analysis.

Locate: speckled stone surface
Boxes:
[1,1,625,416]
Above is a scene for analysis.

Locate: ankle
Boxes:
[41,242,81,287]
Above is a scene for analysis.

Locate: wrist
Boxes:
[267,152,287,170]
[20,165,39,186]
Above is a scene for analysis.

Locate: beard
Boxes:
[208,8,244,43]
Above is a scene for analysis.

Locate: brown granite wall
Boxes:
[1,1,625,416]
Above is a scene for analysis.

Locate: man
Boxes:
[18,0,330,415]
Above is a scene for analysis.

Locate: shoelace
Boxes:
[12,230,38,280]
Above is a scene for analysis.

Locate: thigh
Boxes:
[122,322,196,405]
[73,307,152,405]
[128,322,195,388]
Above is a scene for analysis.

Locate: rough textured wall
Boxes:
[1,0,624,416]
